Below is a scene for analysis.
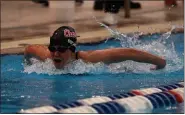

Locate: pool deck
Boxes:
[1,1,184,54]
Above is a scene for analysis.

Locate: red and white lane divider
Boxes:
[19,82,184,114]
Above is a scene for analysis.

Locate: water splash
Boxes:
[98,22,184,73]
[23,21,184,75]
[94,17,143,48]
[23,58,109,75]
[157,25,176,44]
[24,57,155,75]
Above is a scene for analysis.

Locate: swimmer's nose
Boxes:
[54,51,60,56]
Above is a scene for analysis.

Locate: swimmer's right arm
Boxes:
[24,45,50,64]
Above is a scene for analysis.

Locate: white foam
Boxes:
[23,58,108,75]
[101,23,184,73]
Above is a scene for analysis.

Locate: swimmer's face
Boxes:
[49,46,73,69]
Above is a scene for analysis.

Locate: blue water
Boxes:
[1,33,184,113]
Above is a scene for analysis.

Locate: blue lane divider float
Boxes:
[19,82,184,114]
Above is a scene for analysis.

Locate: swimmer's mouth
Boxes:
[53,58,63,63]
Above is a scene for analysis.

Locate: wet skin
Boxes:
[24,45,166,70]
[50,49,74,69]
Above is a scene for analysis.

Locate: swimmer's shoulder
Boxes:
[25,45,49,53]
[25,45,50,60]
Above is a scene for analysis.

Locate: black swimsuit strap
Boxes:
[75,52,78,59]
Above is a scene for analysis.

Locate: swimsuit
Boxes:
[75,52,79,59]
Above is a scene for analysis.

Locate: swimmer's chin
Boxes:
[54,63,65,69]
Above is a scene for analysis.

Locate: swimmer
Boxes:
[24,26,166,70]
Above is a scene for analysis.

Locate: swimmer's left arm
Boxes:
[24,45,50,64]
[83,48,166,69]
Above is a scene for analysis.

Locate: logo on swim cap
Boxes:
[64,29,77,38]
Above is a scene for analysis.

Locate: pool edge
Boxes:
[1,25,184,55]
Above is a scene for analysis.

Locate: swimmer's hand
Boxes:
[150,56,166,70]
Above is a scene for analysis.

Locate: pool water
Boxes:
[1,33,184,113]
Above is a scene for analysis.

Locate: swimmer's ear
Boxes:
[69,46,76,52]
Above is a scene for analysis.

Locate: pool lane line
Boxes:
[18,82,184,114]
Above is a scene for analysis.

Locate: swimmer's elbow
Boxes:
[24,45,49,62]
[24,45,39,64]
[24,45,39,56]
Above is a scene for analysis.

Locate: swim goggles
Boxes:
[48,46,69,53]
